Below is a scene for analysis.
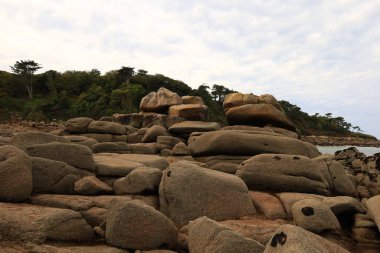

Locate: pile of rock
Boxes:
[334,147,380,198]
[223,92,296,132]
[1,88,380,252]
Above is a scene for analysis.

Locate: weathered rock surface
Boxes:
[220,218,287,246]
[189,130,319,157]
[188,216,265,253]
[88,121,126,135]
[316,156,358,197]
[222,125,298,139]
[140,87,183,113]
[105,200,178,250]
[114,167,162,194]
[64,135,98,148]
[159,161,255,227]
[276,192,323,217]
[31,157,81,194]
[0,145,32,202]
[226,104,296,131]
[172,142,191,156]
[142,125,169,143]
[0,203,94,243]
[81,133,128,143]
[29,194,134,211]
[128,143,158,154]
[263,224,349,253]
[352,213,380,245]
[236,154,330,195]
[169,121,221,136]
[74,176,113,195]
[223,93,295,131]
[92,142,131,154]
[291,199,341,233]
[322,196,365,216]
[94,153,168,177]
[182,95,204,105]
[168,104,208,121]
[26,142,95,171]
[249,191,287,219]
[12,132,69,150]
[367,195,380,231]
[0,136,10,145]
[156,136,183,151]
[65,117,94,133]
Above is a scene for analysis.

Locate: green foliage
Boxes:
[279,100,360,136]
[72,84,109,118]
[0,60,365,137]
[108,83,146,114]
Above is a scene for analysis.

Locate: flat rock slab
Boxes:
[169,121,221,135]
[189,130,319,158]
[94,153,168,177]
[11,132,69,150]
[29,194,132,211]
[0,203,94,243]
[27,142,95,171]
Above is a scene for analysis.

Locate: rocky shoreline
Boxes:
[302,135,380,147]
[1,88,380,252]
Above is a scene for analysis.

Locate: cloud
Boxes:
[0,0,380,137]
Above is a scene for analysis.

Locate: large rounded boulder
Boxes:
[140,87,182,113]
[236,154,330,195]
[189,130,319,158]
[105,200,178,250]
[0,145,33,202]
[159,161,255,227]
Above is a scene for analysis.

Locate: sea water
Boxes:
[317,146,380,156]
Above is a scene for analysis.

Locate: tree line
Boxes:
[0,60,368,138]
[0,60,233,124]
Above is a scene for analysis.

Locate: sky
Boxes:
[1,0,380,137]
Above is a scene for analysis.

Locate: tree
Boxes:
[10,60,42,100]
[137,69,148,75]
[211,84,235,103]
[118,66,135,85]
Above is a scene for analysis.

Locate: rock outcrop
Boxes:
[0,145,32,202]
[159,161,255,227]
[140,87,183,113]
[189,130,319,158]
[188,216,264,253]
[1,87,379,252]
[223,93,296,131]
[105,200,178,250]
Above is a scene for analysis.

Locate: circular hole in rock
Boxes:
[301,206,314,216]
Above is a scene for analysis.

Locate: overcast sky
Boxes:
[1,0,379,137]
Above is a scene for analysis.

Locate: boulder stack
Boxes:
[224,92,296,131]
[1,87,379,252]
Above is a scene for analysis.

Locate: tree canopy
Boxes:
[10,60,42,99]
